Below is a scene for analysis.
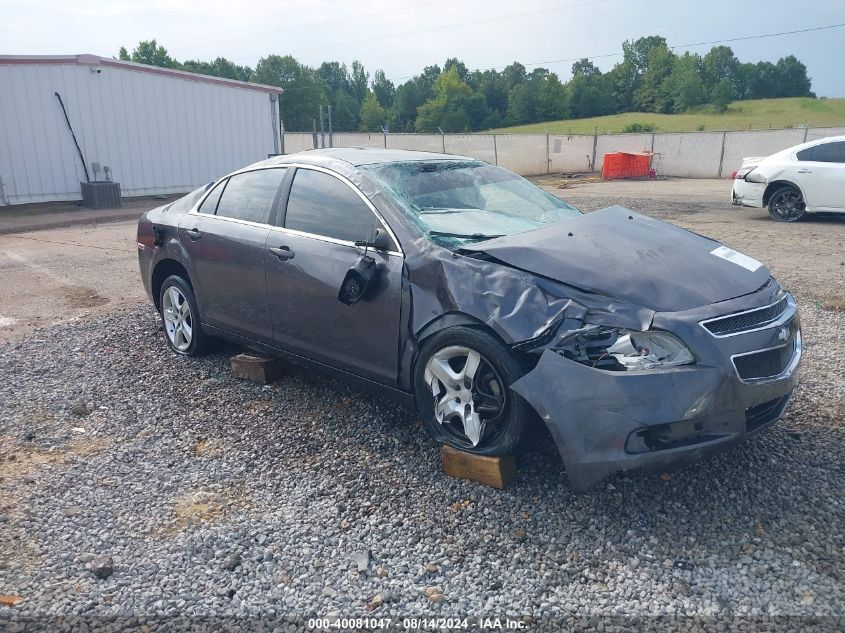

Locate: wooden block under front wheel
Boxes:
[229,353,283,384]
[440,444,516,489]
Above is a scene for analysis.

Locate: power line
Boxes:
[267,21,845,93]
[287,0,612,55]
[192,0,452,52]
[479,22,845,74]
[669,22,845,50]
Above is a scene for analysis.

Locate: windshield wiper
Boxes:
[418,206,480,214]
[429,231,504,240]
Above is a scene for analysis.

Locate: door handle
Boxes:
[796,169,813,174]
[187,227,202,241]
[268,245,295,261]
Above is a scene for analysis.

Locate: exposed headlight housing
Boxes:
[555,327,695,371]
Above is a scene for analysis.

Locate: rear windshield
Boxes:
[167,184,211,214]
[361,160,580,247]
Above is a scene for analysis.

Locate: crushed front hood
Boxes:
[463,206,771,312]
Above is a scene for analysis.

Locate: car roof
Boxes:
[782,135,845,155]
[261,147,476,168]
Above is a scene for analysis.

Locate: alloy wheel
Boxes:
[424,345,507,447]
[162,285,193,351]
[770,189,805,221]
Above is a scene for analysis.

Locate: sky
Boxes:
[3,0,844,97]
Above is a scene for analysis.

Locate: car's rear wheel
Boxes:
[768,186,806,222]
[414,326,531,455]
[159,275,209,356]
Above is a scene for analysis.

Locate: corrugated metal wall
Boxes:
[0,61,280,205]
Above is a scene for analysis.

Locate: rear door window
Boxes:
[809,141,845,163]
[215,169,286,224]
[797,142,845,163]
[283,168,379,243]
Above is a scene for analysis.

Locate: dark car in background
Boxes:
[137,148,800,491]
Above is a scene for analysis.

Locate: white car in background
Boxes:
[732,136,845,222]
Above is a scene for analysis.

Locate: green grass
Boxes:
[491,98,845,135]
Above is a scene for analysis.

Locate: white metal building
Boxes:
[0,54,283,206]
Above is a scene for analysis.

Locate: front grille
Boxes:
[703,296,789,336]
[733,338,796,381]
[745,394,790,433]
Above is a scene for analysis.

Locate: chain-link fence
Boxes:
[281,126,845,179]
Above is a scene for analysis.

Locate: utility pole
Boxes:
[717,130,728,179]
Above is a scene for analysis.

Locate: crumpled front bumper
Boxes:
[732,179,765,208]
[511,291,801,492]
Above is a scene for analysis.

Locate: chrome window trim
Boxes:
[186,164,404,258]
[266,224,403,258]
[190,212,276,232]
[699,294,796,338]
[730,330,802,384]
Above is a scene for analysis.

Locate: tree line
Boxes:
[118,36,814,133]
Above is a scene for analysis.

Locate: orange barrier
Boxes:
[601,152,651,180]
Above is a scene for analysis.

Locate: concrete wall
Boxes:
[0,57,281,205]
[284,127,845,179]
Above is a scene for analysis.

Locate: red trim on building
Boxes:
[0,54,283,95]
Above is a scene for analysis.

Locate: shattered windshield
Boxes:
[362,160,581,247]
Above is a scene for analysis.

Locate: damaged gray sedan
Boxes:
[137,148,800,491]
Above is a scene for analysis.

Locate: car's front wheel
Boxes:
[159,275,209,356]
[768,185,806,222]
[414,326,531,455]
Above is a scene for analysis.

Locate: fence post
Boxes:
[803,126,809,143]
[717,130,728,179]
[591,126,598,173]
[280,121,285,155]
[492,134,498,166]
[545,132,550,174]
[328,105,333,148]
[650,131,655,154]
[438,127,445,153]
[319,105,325,149]
[382,125,387,148]
[312,119,318,149]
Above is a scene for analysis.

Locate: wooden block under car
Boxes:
[229,353,283,384]
[440,445,516,489]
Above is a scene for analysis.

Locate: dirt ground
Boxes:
[1,178,843,345]
[0,221,145,345]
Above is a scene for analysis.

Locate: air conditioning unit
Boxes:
[80,181,121,209]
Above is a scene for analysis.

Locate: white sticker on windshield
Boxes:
[710,246,763,272]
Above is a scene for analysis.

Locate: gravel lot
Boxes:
[1,195,843,630]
